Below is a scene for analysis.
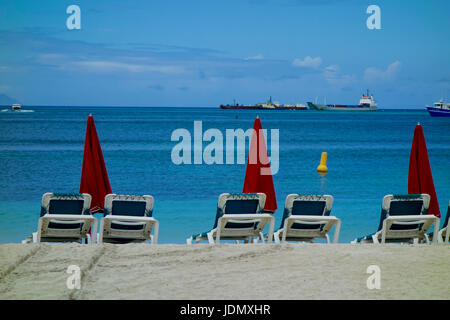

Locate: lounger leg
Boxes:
[266,218,274,244]
[433,221,439,245]
[98,219,105,244]
[91,220,98,245]
[333,219,341,244]
[207,231,215,244]
[281,228,288,243]
[274,230,281,244]
[372,234,380,244]
[152,221,159,244]
[259,231,265,244]
[36,218,44,244]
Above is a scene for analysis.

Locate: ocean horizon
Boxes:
[0,107,449,244]
[1,105,436,110]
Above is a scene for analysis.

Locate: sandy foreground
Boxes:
[0,243,448,300]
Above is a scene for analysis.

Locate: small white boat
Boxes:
[1,103,34,113]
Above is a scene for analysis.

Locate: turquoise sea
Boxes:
[0,107,449,244]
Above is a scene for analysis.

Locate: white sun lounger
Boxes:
[98,194,159,244]
[23,192,97,244]
[187,193,275,245]
[353,194,439,245]
[273,194,340,244]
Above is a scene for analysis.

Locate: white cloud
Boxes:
[244,54,264,60]
[35,53,185,74]
[323,64,356,87]
[364,61,401,82]
[292,56,322,68]
[325,64,339,73]
[72,61,184,74]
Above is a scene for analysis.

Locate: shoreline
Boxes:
[0,243,448,300]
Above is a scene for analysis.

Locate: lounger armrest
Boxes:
[100,215,159,244]
[283,215,341,243]
[38,214,98,244]
[40,214,96,220]
[101,215,158,223]
[216,214,275,244]
[382,215,440,245]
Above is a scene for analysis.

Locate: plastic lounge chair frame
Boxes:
[274,194,340,244]
[187,193,274,245]
[367,194,439,245]
[25,192,97,244]
[99,193,159,244]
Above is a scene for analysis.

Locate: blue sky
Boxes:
[0,0,449,107]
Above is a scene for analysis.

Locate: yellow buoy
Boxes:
[317,152,328,173]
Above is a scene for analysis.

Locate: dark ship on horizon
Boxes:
[220,97,307,110]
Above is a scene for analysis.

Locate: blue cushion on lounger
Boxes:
[213,199,260,229]
[45,199,86,230]
[111,200,148,216]
[109,200,148,231]
[377,200,424,231]
[45,199,85,216]
[281,200,327,230]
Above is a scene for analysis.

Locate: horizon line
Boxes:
[0,105,429,110]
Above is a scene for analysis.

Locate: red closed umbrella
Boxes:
[408,123,440,217]
[243,116,277,212]
[79,114,112,213]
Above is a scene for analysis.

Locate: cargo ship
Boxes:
[307,91,377,111]
[426,99,450,117]
[220,97,307,110]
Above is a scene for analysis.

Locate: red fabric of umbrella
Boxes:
[243,116,277,212]
[79,114,112,213]
[408,123,440,217]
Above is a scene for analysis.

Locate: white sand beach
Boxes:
[0,243,448,300]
